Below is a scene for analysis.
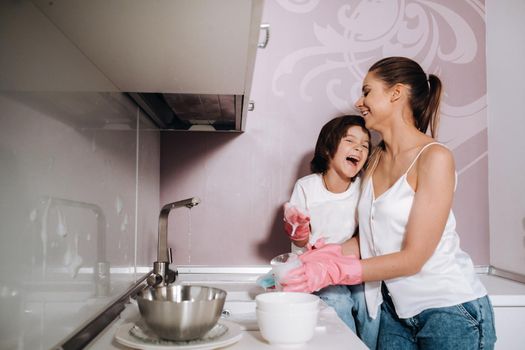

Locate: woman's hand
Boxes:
[280,244,362,293]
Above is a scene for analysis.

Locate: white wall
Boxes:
[486,0,525,276]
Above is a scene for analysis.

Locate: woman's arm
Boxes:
[341,232,360,258]
[360,145,456,281]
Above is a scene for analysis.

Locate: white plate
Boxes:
[114,319,243,350]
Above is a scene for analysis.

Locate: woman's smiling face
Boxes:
[354,72,393,131]
[329,125,370,180]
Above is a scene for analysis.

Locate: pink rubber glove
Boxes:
[283,203,310,242]
[280,244,362,293]
[303,236,326,253]
[305,237,326,251]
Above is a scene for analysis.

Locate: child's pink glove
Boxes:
[283,203,310,242]
[280,244,362,293]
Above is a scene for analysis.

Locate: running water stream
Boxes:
[187,209,192,265]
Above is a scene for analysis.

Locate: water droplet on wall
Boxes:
[120,213,129,231]
[64,247,72,266]
[115,196,123,215]
[65,234,83,278]
[29,209,37,222]
[69,255,83,278]
[47,156,55,170]
[56,208,67,237]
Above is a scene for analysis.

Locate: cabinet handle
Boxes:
[258,23,270,49]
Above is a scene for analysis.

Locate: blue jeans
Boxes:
[315,284,380,349]
[378,285,497,350]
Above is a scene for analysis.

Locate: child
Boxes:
[283,115,379,349]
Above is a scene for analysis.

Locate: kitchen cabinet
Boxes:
[31,0,263,95]
[493,308,525,349]
[479,275,525,350]
[1,0,264,131]
[0,1,118,92]
[30,0,265,131]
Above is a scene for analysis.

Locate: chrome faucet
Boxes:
[147,197,201,288]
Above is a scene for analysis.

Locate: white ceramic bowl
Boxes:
[256,292,319,313]
[256,308,319,346]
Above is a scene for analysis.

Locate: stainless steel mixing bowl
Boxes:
[136,284,227,341]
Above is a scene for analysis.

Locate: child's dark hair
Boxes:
[310,115,370,174]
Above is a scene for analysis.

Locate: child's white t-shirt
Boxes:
[289,173,361,252]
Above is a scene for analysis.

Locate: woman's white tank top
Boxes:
[358,142,487,319]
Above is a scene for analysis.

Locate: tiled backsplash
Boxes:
[0,92,159,349]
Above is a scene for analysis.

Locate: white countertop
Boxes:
[86,294,369,350]
[478,274,525,306]
[83,270,525,350]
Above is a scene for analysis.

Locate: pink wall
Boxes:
[161,0,489,265]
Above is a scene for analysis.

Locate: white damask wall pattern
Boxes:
[161,0,489,265]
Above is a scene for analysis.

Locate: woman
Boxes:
[282,56,496,349]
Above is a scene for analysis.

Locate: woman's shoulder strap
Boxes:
[405,142,446,174]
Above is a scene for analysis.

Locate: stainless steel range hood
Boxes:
[128,92,244,131]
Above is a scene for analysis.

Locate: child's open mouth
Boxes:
[346,156,360,165]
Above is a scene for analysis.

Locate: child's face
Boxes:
[329,125,370,179]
